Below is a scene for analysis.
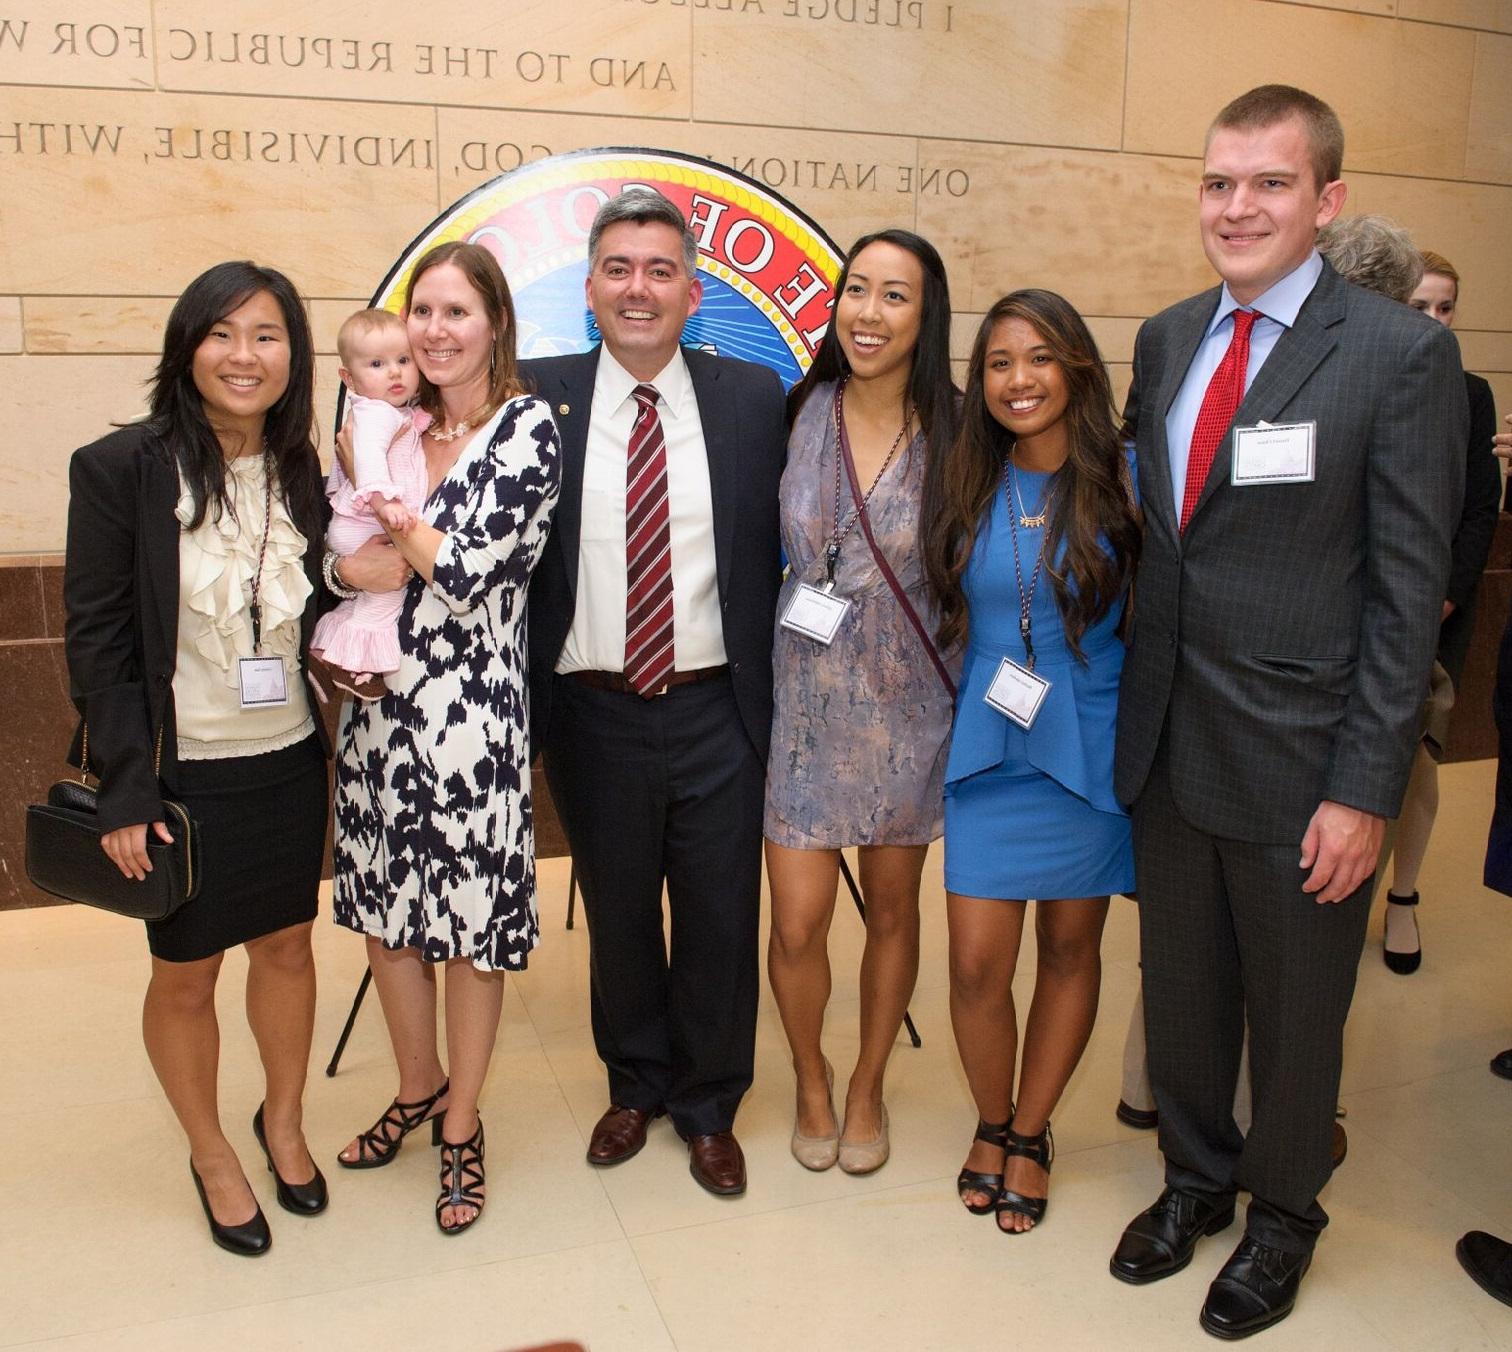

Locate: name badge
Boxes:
[780,583,852,646]
[984,655,1051,731]
[1231,420,1316,485]
[239,656,290,708]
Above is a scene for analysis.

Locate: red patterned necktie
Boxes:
[624,383,675,696]
[1180,308,1261,533]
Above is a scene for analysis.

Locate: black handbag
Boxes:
[25,724,200,921]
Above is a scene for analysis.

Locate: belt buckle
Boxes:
[652,677,674,698]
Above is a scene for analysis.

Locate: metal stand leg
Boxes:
[838,853,922,1048]
[565,862,577,930]
[325,966,372,1077]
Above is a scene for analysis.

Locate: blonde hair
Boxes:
[336,307,407,367]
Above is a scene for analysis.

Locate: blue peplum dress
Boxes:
[943,465,1135,900]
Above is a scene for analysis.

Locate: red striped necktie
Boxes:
[1180,308,1261,533]
[624,383,675,696]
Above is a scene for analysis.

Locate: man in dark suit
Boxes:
[522,189,785,1196]
[1108,86,1466,1338]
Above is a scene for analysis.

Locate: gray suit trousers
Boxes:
[1133,747,1372,1253]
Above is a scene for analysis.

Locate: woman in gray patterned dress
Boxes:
[329,242,560,1234]
[766,229,957,1174]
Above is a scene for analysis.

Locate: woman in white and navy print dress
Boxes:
[331,241,559,1236]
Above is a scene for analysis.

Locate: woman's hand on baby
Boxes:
[341,533,411,592]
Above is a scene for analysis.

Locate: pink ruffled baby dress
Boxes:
[311,395,430,679]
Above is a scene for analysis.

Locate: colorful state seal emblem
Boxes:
[368,148,844,391]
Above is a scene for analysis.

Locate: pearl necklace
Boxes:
[427,398,495,443]
[429,416,475,444]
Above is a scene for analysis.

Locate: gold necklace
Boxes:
[1011,462,1049,528]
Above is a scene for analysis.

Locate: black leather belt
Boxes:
[566,664,729,698]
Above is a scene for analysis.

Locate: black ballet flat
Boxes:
[189,1161,271,1256]
[253,1104,328,1216]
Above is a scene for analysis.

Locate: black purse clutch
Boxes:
[25,725,200,921]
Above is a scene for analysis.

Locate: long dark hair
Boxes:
[404,241,524,422]
[148,261,322,543]
[921,289,1140,659]
[785,228,956,458]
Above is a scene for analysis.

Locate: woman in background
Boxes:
[1378,249,1500,972]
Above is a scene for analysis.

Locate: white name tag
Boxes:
[984,655,1051,730]
[1231,420,1316,485]
[780,583,852,646]
[239,656,290,708]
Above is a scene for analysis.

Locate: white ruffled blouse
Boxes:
[173,454,314,759]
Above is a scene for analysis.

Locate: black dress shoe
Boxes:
[1111,1187,1236,1285]
[1199,1237,1311,1340]
[1491,1049,1512,1082]
[1457,1231,1512,1308]
[1116,1099,1159,1130]
[253,1104,328,1215]
[189,1161,272,1256]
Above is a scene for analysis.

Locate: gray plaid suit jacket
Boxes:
[1115,260,1467,843]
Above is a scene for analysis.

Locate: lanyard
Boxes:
[248,454,274,653]
[1004,454,1049,670]
[826,379,912,588]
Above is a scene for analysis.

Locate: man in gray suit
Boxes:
[1108,85,1466,1339]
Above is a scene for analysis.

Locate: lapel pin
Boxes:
[558,403,570,416]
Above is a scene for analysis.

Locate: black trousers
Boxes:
[543,672,764,1136]
[1132,750,1372,1254]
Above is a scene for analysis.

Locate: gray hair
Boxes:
[587,189,699,277]
[1317,214,1424,304]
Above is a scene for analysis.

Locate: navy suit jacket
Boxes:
[521,346,787,762]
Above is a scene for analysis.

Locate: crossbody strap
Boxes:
[835,408,956,701]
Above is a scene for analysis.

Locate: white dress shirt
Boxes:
[556,346,728,674]
[1164,250,1323,517]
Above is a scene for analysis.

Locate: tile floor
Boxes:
[2,759,1509,1351]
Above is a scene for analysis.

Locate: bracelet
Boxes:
[322,550,360,600]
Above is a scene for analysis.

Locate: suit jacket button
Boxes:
[156,673,170,684]
[731,661,741,673]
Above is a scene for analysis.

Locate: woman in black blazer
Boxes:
[1378,250,1502,972]
[63,262,402,1255]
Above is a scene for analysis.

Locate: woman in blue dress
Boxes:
[921,289,1140,1234]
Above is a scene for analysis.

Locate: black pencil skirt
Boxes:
[146,734,328,963]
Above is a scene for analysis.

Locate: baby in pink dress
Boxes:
[311,308,429,699]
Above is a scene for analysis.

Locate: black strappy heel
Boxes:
[338,1079,449,1170]
[436,1118,486,1236]
[996,1120,1053,1233]
[957,1117,1012,1215]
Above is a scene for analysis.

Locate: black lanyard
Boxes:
[825,379,912,587]
[247,454,274,654]
[1004,455,1049,670]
